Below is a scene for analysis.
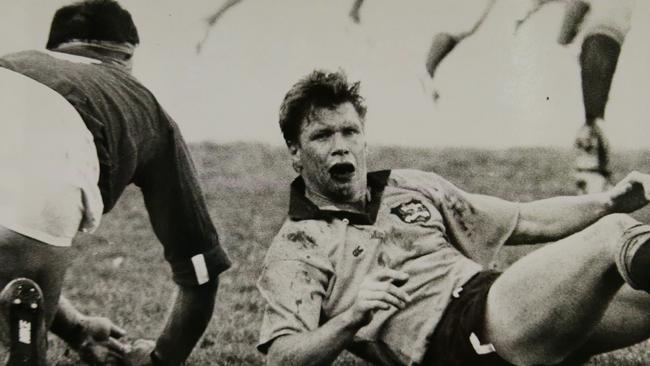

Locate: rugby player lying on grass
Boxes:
[257,69,650,366]
[0,1,230,365]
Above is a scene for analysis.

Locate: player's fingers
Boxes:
[132,338,156,355]
[109,323,126,338]
[366,281,412,303]
[367,290,406,309]
[371,268,409,282]
[106,337,130,354]
[362,300,390,312]
[385,285,412,303]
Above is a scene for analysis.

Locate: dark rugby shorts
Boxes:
[422,270,513,366]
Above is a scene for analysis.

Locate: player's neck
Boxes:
[305,187,368,214]
[51,41,134,72]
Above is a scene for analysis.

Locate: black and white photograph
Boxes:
[1,0,650,365]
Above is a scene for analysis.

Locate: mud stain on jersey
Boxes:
[286,230,317,249]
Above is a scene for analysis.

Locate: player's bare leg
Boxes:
[0,227,73,365]
[349,0,365,24]
[484,214,650,365]
[556,0,591,45]
[421,0,496,103]
[551,284,650,365]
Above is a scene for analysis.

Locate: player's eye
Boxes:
[343,127,359,136]
[311,130,331,141]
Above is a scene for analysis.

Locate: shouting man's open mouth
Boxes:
[329,162,356,182]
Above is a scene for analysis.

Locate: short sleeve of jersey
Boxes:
[390,169,520,266]
[256,222,333,354]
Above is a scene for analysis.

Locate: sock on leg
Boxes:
[616,224,650,292]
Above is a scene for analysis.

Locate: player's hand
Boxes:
[124,339,156,366]
[73,316,129,365]
[608,171,650,213]
[349,268,412,326]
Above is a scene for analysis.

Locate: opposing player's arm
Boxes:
[151,281,219,364]
[133,120,230,364]
[507,172,650,245]
[50,296,128,363]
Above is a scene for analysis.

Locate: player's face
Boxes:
[291,102,368,204]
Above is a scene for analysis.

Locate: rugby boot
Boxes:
[574,121,611,194]
[1,278,47,366]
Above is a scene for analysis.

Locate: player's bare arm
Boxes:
[267,268,410,366]
[129,282,219,364]
[507,171,650,245]
[125,283,219,363]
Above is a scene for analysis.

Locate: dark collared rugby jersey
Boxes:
[257,169,519,365]
[0,50,230,285]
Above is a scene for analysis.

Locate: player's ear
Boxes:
[288,142,302,173]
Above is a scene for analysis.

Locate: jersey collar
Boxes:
[288,170,391,225]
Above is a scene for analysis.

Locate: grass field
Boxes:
[48,142,650,365]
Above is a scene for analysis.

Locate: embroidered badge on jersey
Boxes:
[390,199,432,224]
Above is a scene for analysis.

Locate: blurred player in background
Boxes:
[424,0,634,194]
[560,0,634,194]
[196,0,245,52]
[347,0,496,102]
[0,0,231,364]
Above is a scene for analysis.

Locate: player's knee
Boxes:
[584,214,639,257]
[487,312,570,365]
[497,337,575,366]
[496,340,565,365]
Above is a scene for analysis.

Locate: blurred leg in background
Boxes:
[569,0,635,194]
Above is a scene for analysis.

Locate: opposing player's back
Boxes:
[0,50,175,212]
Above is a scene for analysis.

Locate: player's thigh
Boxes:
[485,214,637,364]
[0,226,72,325]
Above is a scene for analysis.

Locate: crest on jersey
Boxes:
[390,199,431,224]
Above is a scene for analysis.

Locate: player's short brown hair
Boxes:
[279,70,367,146]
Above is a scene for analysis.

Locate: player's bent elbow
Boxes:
[178,277,220,298]
[265,336,306,366]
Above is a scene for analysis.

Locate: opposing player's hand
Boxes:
[74,316,129,365]
[608,171,650,213]
[124,339,156,366]
[349,268,412,326]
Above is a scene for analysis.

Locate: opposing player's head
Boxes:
[46,0,139,66]
[279,70,369,204]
